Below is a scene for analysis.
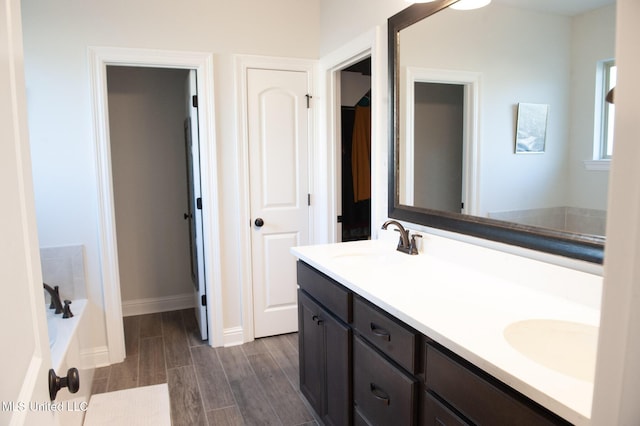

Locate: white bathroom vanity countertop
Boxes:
[291,236,602,425]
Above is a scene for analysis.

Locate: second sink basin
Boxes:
[504,319,598,382]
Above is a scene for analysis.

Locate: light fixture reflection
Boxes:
[450,0,491,10]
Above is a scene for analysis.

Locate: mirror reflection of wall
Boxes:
[398,1,615,237]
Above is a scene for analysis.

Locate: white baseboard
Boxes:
[81,345,111,369]
[223,326,245,347]
[121,293,195,317]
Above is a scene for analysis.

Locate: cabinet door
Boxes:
[298,290,352,425]
[299,290,325,414]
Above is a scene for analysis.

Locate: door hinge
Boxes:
[196,197,202,210]
[201,294,206,306]
[305,94,313,109]
[337,215,343,223]
[192,95,198,108]
[307,193,311,206]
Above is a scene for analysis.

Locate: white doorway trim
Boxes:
[402,67,481,215]
[319,27,382,243]
[88,46,224,362]
[235,55,317,344]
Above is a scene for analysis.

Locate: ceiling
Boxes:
[493,0,615,16]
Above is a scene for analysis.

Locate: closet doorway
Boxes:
[339,58,372,242]
[89,46,224,362]
[107,66,208,341]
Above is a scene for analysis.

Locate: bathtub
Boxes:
[47,299,94,426]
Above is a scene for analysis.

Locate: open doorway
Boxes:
[339,58,372,242]
[106,65,208,348]
[89,47,222,362]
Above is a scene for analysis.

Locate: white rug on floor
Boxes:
[83,384,171,426]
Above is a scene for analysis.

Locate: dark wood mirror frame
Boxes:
[387,0,605,264]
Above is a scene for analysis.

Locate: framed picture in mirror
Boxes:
[515,103,548,154]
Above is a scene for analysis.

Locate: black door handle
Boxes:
[254,218,264,227]
[49,368,80,401]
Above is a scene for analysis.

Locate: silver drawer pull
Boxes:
[370,322,391,341]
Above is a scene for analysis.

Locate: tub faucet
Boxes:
[43,283,64,315]
[381,220,421,255]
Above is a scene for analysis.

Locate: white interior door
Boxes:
[2,0,56,423]
[185,70,208,340]
[248,68,310,338]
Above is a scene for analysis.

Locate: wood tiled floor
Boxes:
[92,309,318,426]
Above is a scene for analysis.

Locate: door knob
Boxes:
[254,218,264,227]
[49,367,80,401]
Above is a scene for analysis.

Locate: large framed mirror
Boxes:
[388,0,615,263]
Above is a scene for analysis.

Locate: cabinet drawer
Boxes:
[297,261,351,323]
[422,392,469,426]
[354,336,418,426]
[354,296,419,373]
[426,344,569,426]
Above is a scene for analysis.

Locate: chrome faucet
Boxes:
[43,283,64,315]
[381,220,421,255]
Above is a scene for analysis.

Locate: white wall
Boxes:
[22,0,320,353]
[108,66,193,304]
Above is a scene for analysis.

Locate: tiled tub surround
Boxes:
[40,245,87,300]
[291,234,602,425]
[488,206,607,236]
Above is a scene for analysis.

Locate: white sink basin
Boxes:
[504,319,598,382]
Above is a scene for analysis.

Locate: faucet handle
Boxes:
[48,285,60,310]
[409,233,422,255]
[63,300,74,319]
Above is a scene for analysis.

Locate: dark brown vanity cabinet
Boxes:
[297,262,352,426]
[297,261,572,426]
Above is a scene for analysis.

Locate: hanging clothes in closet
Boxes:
[351,91,371,203]
[340,90,371,242]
